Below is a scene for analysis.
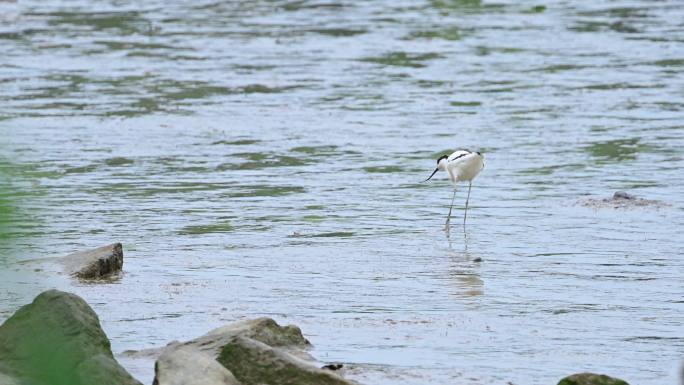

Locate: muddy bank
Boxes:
[577,191,670,209]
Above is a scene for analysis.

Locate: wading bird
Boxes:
[424,150,485,231]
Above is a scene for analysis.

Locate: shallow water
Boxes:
[1,0,684,384]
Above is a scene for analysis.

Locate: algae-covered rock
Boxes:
[153,346,241,385]
[147,318,356,385]
[0,290,141,385]
[558,372,629,385]
[217,336,356,385]
[62,243,124,279]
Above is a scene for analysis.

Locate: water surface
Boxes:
[1,1,683,384]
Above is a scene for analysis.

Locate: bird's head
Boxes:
[424,154,448,182]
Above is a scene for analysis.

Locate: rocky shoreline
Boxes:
[0,290,357,385]
[0,245,632,385]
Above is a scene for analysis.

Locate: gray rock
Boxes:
[183,317,310,356]
[128,317,310,359]
[612,191,636,200]
[153,346,241,385]
[558,372,629,385]
[0,290,141,385]
[145,318,357,385]
[217,336,357,385]
[63,243,124,279]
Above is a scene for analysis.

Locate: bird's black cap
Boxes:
[436,154,448,164]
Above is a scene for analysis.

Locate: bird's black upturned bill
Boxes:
[424,168,439,182]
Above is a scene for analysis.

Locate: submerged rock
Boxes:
[62,243,124,279]
[558,372,629,385]
[0,290,141,385]
[577,191,669,209]
[612,191,636,200]
[153,346,241,385]
[217,336,356,385]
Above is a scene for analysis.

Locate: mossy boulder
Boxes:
[0,290,141,385]
[150,318,320,385]
[217,336,356,385]
[558,372,629,385]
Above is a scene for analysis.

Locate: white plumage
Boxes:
[424,150,485,231]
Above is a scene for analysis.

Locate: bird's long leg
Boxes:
[444,189,457,231]
[463,181,472,227]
